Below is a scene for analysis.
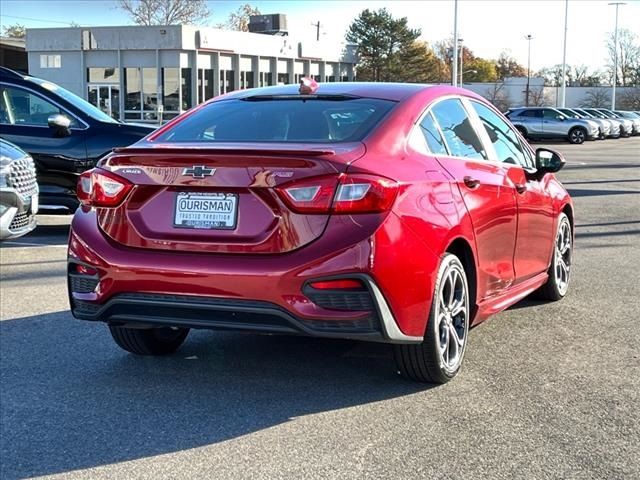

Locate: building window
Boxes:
[277,73,289,85]
[40,54,61,69]
[87,67,119,84]
[240,71,254,89]
[124,67,157,121]
[181,68,192,110]
[197,69,214,104]
[220,70,234,95]
[162,68,180,116]
[259,72,272,87]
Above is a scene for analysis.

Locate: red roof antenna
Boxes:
[299,77,319,94]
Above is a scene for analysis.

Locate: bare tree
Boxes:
[2,23,26,38]
[217,3,260,32]
[618,88,640,110]
[580,88,610,108]
[528,87,550,106]
[484,83,511,112]
[606,28,640,86]
[117,0,210,26]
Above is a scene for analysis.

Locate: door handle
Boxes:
[515,183,527,194]
[463,176,480,189]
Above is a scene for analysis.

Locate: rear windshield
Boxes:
[154,97,396,143]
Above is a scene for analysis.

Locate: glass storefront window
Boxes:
[124,68,141,111]
[181,68,192,110]
[162,68,180,113]
[220,70,235,94]
[277,73,289,85]
[259,72,272,87]
[241,71,254,89]
[87,67,119,84]
[142,67,157,112]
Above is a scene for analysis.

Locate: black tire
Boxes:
[568,127,586,144]
[515,126,528,139]
[537,213,572,301]
[394,253,470,384]
[109,325,189,355]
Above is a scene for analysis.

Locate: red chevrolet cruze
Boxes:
[68,82,573,383]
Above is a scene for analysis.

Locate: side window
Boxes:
[470,101,533,169]
[543,109,561,120]
[522,110,542,118]
[431,98,487,160]
[418,111,448,154]
[0,86,77,127]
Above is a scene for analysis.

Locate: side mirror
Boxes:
[557,115,566,121]
[47,114,71,137]
[536,148,565,174]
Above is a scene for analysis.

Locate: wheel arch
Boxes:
[445,237,478,318]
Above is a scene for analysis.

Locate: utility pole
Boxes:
[560,0,568,107]
[311,21,322,41]
[609,2,626,109]
[525,34,533,107]
[452,0,459,87]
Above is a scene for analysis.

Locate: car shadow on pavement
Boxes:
[0,222,70,248]
[565,187,639,198]
[1,310,429,479]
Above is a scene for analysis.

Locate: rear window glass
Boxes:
[154,97,396,143]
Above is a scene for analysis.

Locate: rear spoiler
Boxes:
[113,145,336,157]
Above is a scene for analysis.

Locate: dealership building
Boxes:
[25,23,357,122]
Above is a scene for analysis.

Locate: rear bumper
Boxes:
[68,210,433,343]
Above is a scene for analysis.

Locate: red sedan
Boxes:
[68,82,573,383]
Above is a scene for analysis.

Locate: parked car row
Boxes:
[505,106,640,144]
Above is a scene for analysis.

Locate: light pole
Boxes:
[525,34,533,107]
[461,69,477,84]
[560,0,568,107]
[458,38,464,85]
[452,0,459,87]
[609,2,626,109]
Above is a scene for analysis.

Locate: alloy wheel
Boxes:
[436,263,468,373]
[570,129,585,144]
[555,217,572,296]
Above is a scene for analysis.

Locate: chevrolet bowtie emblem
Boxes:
[182,166,216,178]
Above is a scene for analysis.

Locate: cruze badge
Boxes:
[182,166,216,178]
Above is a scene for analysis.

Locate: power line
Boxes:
[1,14,78,25]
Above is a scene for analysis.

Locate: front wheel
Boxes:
[537,212,572,301]
[568,127,586,144]
[109,325,190,355]
[394,253,470,383]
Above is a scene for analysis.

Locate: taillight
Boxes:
[276,174,398,214]
[77,168,132,208]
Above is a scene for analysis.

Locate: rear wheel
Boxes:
[515,126,528,139]
[394,254,470,383]
[537,213,572,301]
[109,326,189,355]
[568,127,586,144]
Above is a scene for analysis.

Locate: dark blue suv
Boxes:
[0,67,154,213]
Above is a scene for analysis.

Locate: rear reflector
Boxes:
[276,174,398,214]
[308,279,364,290]
[75,264,98,276]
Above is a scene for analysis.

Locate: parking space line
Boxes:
[0,241,67,248]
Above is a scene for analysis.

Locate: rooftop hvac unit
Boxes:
[248,14,288,36]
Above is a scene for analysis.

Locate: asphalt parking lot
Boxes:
[1,138,639,480]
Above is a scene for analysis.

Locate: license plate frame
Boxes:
[173,192,238,230]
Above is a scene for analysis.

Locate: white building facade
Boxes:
[26,25,357,122]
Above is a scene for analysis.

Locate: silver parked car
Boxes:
[0,138,38,240]
[612,110,640,135]
[557,108,610,139]
[505,107,599,144]
[572,108,620,138]
[583,108,629,138]
[595,109,634,137]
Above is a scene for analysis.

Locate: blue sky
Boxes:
[2,0,640,73]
